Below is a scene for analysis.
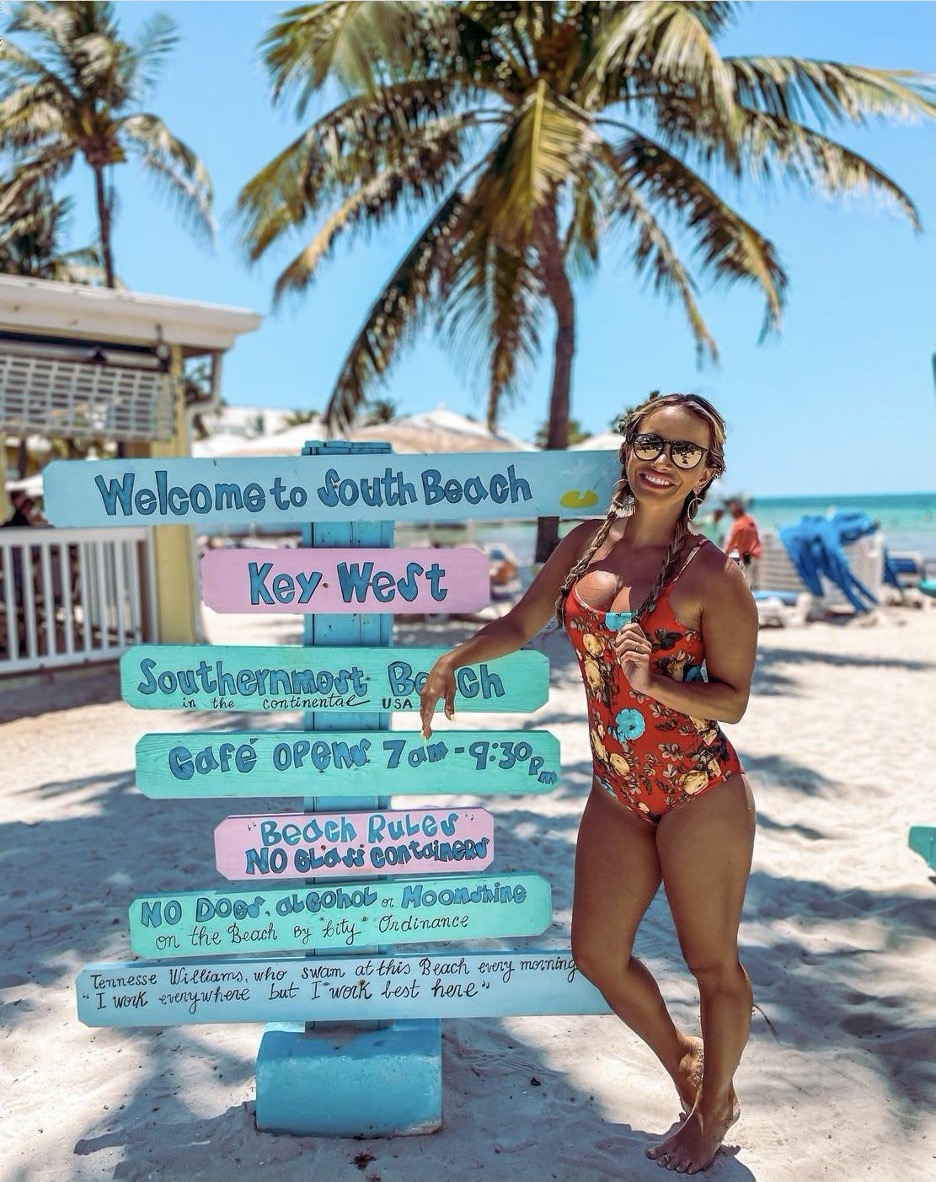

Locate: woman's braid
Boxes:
[554,476,632,626]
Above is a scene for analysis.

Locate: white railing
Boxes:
[0,526,156,674]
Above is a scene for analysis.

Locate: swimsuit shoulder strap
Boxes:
[666,535,709,592]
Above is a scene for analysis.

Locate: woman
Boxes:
[419,393,758,1174]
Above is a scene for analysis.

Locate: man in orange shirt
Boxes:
[724,498,762,585]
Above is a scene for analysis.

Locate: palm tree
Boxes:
[0,0,214,288]
[0,174,103,282]
[238,1,935,559]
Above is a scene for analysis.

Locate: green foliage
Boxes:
[0,173,103,281]
[282,408,319,428]
[534,417,590,449]
[0,0,214,287]
[363,397,399,425]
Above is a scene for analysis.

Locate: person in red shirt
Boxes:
[723,498,761,584]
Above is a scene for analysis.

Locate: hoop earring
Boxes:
[612,478,633,516]
[687,493,703,520]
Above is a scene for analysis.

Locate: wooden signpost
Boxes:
[127,873,553,958]
[134,729,561,797]
[201,546,490,614]
[213,807,496,880]
[52,438,616,1139]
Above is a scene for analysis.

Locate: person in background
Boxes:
[698,504,726,546]
[723,498,761,585]
[2,489,38,528]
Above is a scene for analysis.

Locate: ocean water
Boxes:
[397,491,936,570]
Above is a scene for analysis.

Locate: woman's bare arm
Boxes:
[612,550,758,724]
[418,521,598,737]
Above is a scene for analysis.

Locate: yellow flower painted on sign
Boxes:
[560,488,599,509]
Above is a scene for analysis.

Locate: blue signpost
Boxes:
[48,441,619,1139]
[257,438,437,1137]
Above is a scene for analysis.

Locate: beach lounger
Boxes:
[883,550,931,607]
[752,533,818,626]
[752,589,812,628]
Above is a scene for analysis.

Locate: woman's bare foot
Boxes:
[675,1036,705,1117]
[647,1094,741,1174]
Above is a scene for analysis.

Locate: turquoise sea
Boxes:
[398,491,936,570]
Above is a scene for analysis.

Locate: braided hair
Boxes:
[555,392,727,627]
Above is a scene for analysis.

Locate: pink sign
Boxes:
[200,547,491,614]
[214,807,494,880]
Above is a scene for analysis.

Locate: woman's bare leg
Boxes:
[647,775,756,1173]
[571,786,703,1110]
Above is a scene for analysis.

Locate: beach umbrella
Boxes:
[342,406,533,454]
[570,433,623,451]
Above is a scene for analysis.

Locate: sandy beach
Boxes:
[2,603,935,1182]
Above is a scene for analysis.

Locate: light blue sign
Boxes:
[135,729,561,796]
[43,451,618,527]
[128,874,553,957]
[120,645,549,713]
[76,949,610,1026]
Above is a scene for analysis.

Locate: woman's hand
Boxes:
[611,621,654,693]
[419,656,458,739]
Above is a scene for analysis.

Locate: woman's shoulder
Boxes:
[683,536,749,594]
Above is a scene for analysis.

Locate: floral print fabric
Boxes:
[565,539,743,823]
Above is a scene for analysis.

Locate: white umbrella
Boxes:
[570,432,624,451]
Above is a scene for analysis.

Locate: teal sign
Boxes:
[77,949,610,1026]
[128,874,551,958]
[135,729,560,797]
[120,645,549,713]
[43,451,617,527]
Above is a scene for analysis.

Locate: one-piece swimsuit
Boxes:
[564,536,744,824]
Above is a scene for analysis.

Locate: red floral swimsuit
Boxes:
[564,537,744,824]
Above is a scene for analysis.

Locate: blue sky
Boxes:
[41,1,936,496]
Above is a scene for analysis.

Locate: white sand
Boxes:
[2,604,935,1181]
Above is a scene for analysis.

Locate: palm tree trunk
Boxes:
[534,215,575,565]
[92,164,116,288]
[486,386,498,434]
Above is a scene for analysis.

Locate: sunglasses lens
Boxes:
[671,442,704,468]
[633,434,663,460]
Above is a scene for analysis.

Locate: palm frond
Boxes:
[271,114,477,301]
[0,33,77,115]
[129,12,179,100]
[726,56,936,127]
[564,161,605,281]
[583,0,737,127]
[238,94,480,264]
[324,193,465,432]
[241,109,479,271]
[262,0,450,114]
[119,113,214,240]
[437,205,545,421]
[601,151,717,360]
[737,108,922,226]
[613,132,787,337]
[476,81,592,245]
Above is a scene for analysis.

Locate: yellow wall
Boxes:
[127,346,202,643]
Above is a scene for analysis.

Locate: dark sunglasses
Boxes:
[631,432,710,470]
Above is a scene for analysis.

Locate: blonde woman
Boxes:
[419,393,758,1174]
